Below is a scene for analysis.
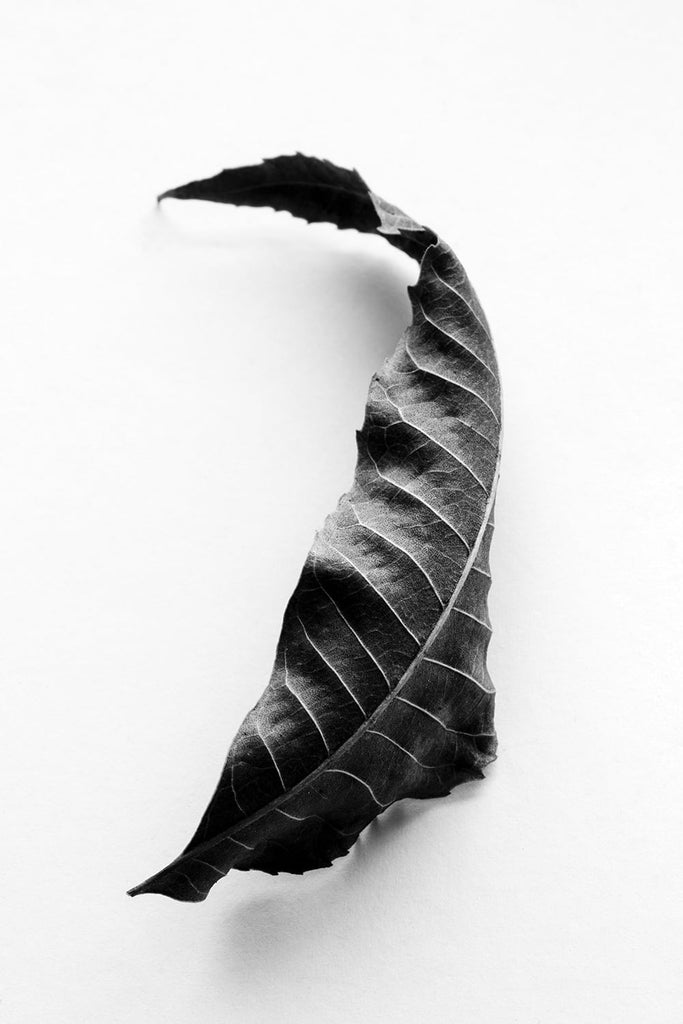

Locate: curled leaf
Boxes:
[130,155,502,902]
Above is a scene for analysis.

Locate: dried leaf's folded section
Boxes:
[130,155,501,902]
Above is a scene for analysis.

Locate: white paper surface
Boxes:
[1,2,682,1021]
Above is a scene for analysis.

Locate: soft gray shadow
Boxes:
[142,204,414,372]
[218,772,496,984]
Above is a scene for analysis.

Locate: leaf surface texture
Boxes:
[130,155,502,902]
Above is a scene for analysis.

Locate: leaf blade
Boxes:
[129,156,501,902]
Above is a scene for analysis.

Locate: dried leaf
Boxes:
[129,155,502,902]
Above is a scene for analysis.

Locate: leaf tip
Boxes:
[126,881,148,898]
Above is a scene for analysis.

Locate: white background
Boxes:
[1,2,682,1022]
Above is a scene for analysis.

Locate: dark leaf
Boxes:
[129,155,502,902]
